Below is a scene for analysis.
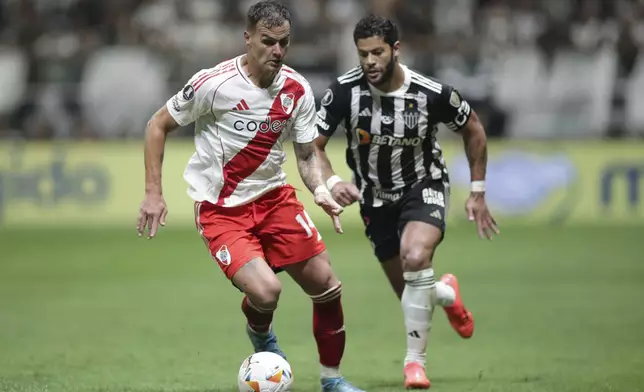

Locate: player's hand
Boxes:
[330,181,361,207]
[465,192,499,240]
[137,193,168,239]
[314,187,344,234]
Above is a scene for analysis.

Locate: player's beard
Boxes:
[369,53,396,87]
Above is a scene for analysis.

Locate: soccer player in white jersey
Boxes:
[136,2,364,391]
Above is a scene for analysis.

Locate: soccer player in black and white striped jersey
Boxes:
[313,15,499,389]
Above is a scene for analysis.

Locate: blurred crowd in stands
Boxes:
[0,0,643,140]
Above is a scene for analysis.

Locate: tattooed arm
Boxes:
[290,83,344,233]
[293,141,325,194]
[293,141,344,233]
[459,110,488,183]
[457,108,499,240]
[435,85,498,239]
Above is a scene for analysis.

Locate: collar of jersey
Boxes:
[236,54,282,89]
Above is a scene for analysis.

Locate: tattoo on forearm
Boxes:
[294,142,324,193]
[464,133,487,182]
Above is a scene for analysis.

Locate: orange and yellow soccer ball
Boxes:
[238,352,293,392]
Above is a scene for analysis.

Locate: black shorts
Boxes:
[359,178,449,262]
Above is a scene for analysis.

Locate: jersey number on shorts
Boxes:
[295,211,322,241]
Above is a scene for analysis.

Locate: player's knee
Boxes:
[250,277,282,310]
[401,245,434,272]
[293,251,340,296]
[317,270,340,293]
[305,266,340,297]
[310,280,342,304]
[400,222,441,272]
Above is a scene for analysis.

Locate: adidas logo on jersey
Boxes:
[359,107,372,117]
[430,210,443,220]
[232,99,250,111]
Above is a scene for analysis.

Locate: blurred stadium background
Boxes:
[1,1,643,391]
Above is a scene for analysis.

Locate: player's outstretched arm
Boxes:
[458,110,487,189]
[313,135,336,184]
[137,106,180,239]
[456,110,500,240]
[313,79,360,207]
[294,141,344,234]
[293,140,324,194]
[313,135,361,207]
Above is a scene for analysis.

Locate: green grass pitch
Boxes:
[1,223,643,392]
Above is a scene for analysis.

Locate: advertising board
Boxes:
[1,140,642,228]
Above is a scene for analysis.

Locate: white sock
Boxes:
[321,365,341,379]
[436,281,456,307]
[401,268,437,367]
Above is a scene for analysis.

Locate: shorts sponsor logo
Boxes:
[215,245,231,265]
[422,188,445,207]
[373,188,403,202]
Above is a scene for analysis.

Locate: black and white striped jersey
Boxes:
[316,64,472,207]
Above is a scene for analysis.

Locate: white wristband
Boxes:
[326,175,343,191]
[471,181,486,193]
